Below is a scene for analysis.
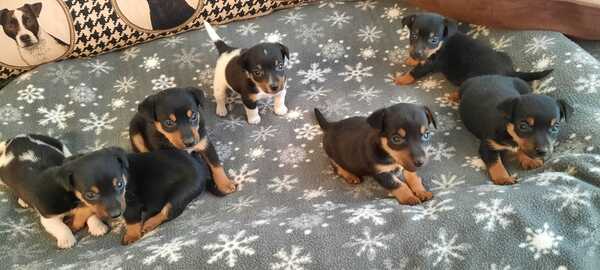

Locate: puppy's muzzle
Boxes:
[19,35,35,47]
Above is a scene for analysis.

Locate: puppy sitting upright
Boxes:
[314,104,436,205]
[204,21,289,124]
[0,135,128,248]
[394,12,552,93]
[459,75,573,185]
[129,87,237,195]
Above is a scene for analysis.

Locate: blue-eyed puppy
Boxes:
[204,21,289,124]
[459,75,573,185]
[0,135,127,248]
[314,104,436,205]
[129,87,236,195]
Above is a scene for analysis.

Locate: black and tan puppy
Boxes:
[0,135,127,248]
[314,104,436,205]
[121,149,210,245]
[129,87,236,195]
[204,21,289,124]
[459,75,573,185]
[394,12,552,97]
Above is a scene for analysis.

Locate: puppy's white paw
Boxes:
[87,216,109,236]
[17,198,29,208]
[247,115,261,124]
[56,233,77,249]
[216,104,228,117]
[274,104,288,116]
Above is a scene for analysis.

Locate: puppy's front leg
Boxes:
[242,95,261,124]
[479,142,516,185]
[374,172,421,205]
[86,215,109,236]
[274,89,288,115]
[403,170,433,201]
[122,197,143,245]
[195,141,237,194]
[395,61,439,86]
[40,215,76,249]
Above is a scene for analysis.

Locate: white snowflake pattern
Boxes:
[268,175,299,193]
[217,116,246,131]
[0,218,36,239]
[151,74,177,91]
[358,46,378,60]
[225,195,258,213]
[357,25,382,43]
[533,76,557,94]
[159,36,186,48]
[467,25,490,39]
[574,74,599,94]
[120,47,140,61]
[396,27,410,41]
[46,64,80,85]
[251,125,279,142]
[66,83,99,106]
[431,174,465,194]
[245,144,270,161]
[519,223,564,260]
[280,213,329,235]
[390,95,418,105]
[113,76,137,93]
[322,97,351,117]
[547,185,591,212]
[143,236,197,265]
[532,54,556,71]
[313,201,347,212]
[14,70,37,84]
[173,48,203,69]
[236,23,260,36]
[383,46,404,66]
[343,226,395,261]
[229,164,259,190]
[402,199,455,221]
[564,49,599,69]
[342,204,393,226]
[17,84,44,104]
[286,52,301,69]
[297,63,332,84]
[462,156,486,171]
[427,142,456,161]
[381,4,405,23]
[139,53,165,72]
[271,245,312,270]
[80,112,118,135]
[295,23,324,44]
[37,104,75,129]
[83,59,114,77]
[524,36,555,54]
[355,0,376,11]
[323,11,352,28]
[109,97,128,111]
[278,12,306,25]
[489,36,514,51]
[435,93,460,110]
[473,199,515,231]
[420,228,471,267]
[263,30,288,43]
[294,124,322,140]
[317,39,348,63]
[284,107,307,122]
[274,144,312,168]
[193,65,215,87]
[416,77,444,92]
[300,85,332,101]
[523,172,572,186]
[350,85,381,104]
[203,230,259,268]
[338,62,373,82]
[298,187,330,201]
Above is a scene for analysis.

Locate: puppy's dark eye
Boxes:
[390,135,404,145]
[429,37,439,44]
[163,119,175,128]
[116,180,125,190]
[253,70,263,77]
[549,123,560,134]
[518,121,532,132]
[84,192,99,201]
[422,131,432,141]
[276,62,285,71]
[410,33,418,40]
[190,112,198,121]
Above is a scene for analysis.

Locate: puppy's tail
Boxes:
[203,21,232,55]
[314,108,329,131]
[510,69,553,82]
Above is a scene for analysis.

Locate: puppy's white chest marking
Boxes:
[214,49,242,92]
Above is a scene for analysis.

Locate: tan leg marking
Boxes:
[122,222,142,245]
[517,151,544,170]
[210,164,237,194]
[448,90,460,103]
[142,203,171,234]
[131,133,149,153]
[487,159,516,185]
[391,182,421,205]
[405,57,420,66]
[394,73,416,85]
[404,170,433,202]
[69,206,95,232]
[330,159,361,185]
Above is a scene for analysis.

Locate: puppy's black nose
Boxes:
[183,138,196,147]
[19,35,31,44]
[270,83,279,91]
[414,159,425,168]
[535,148,547,157]
[109,209,122,218]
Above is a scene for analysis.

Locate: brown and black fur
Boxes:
[314,104,437,205]
[459,75,573,185]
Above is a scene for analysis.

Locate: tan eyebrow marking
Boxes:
[526,117,535,126]
[420,126,426,134]
[169,114,176,121]
[398,128,406,137]
[550,118,557,125]
[187,110,192,117]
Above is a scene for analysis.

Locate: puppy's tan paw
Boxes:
[414,190,433,202]
[518,153,544,170]
[405,57,420,66]
[217,179,238,194]
[394,73,416,85]
[492,176,516,185]
[122,234,141,245]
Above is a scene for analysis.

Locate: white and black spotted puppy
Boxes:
[0,134,128,249]
[204,21,290,124]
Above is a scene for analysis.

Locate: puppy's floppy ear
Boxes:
[277,43,289,60]
[185,87,206,108]
[443,18,458,38]
[107,147,129,170]
[54,163,75,192]
[240,50,251,72]
[497,97,519,120]
[423,106,437,129]
[402,14,416,29]
[0,9,9,25]
[367,108,386,131]
[24,2,43,17]
[557,99,574,122]
[138,94,157,121]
